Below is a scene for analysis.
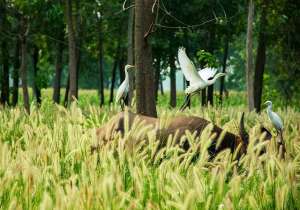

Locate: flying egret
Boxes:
[115,64,134,110]
[178,47,226,110]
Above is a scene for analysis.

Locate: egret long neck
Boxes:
[266,104,272,115]
[207,74,222,85]
[124,69,129,82]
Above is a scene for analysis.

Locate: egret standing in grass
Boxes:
[178,47,226,110]
[264,100,285,157]
[265,100,283,134]
[116,64,134,110]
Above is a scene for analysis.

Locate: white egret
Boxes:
[115,64,134,110]
[265,100,283,133]
[178,47,226,110]
[265,100,285,157]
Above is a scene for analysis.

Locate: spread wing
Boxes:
[198,67,217,81]
[178,47,204,84]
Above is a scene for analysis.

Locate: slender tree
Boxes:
[97,16,105,106]
[33,46,41,104]
[19,16,30,113]
[53,33,64,104]
[169,54,176,107]
[109,59,118,104]
[127,4,135,105]
[219,34,229,104]
[253,4,267,112]
[0,0,9,106]
[65,0,78,104]
[246,0,255,111]
[12,37,20,106]
[135,0,157,117]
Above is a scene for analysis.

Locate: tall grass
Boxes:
[0,93,299,209]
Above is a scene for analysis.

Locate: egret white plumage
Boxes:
[265,100,283,133]
[115,64,134,110]
[264,100,285,157]
[178,47,226,110]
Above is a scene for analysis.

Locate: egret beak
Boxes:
[127,65,134,69]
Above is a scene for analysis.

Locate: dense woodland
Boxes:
[0,0,299,115]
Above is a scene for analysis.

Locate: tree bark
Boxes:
[219,35,229,104]
[246,0,255,111]
[53,35,64,104]
[109,58,118,104]
[254,5,267,112]
[12,38,20,106]
[201,89,206,106]
[20,16,30,114]
[64,74,70,107]
[33,46,41,105]
[65,0,78,104]
[0,37,9,106]
[135,0,157,117]
[75,0,81,97]
[207,29,216,106]
[127,4,135,105]
[169,54,176,107]
[160,79,164,95]
[154,56,160,100]
[0,0,9,106]
[97,17,104,106]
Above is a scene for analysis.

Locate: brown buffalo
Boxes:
[92,111,283,159]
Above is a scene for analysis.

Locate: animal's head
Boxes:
[125,64,134,72]
[264,100,272,108]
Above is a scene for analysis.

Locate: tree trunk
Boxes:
[219,35,229,104]
[119,54,125,82]
[169,54,176,107]
[75,0,81,98]
[53,36,64,104]
[154,56,160,100]
[201,89,206,106]
[12,38,20,106]
[109,58,118,104]
[135,0,157,117]
[246,0,255,111]
[127,4,135,105]
[160,79,164,95]
[97,17,105,106]
[64,74,70,107]
[207,29,215,106]
[0,0,9,106]
[33,46,41,105]
[20,16,30,113]
[65,0,77,104]
[254,5,267,112]
[0,37,9,106]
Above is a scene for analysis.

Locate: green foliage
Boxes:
[196,49,219,68]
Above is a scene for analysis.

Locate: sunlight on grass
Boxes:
[0,91,299,210]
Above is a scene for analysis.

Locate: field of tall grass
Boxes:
[0,90,300,209]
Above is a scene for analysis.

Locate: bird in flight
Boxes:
[115,64,134,110]
[178,47,226,111]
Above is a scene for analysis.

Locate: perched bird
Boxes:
[264,100,285,157]
[178,47,226,110]
[115,64,134,110]
[265,100,283,134]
